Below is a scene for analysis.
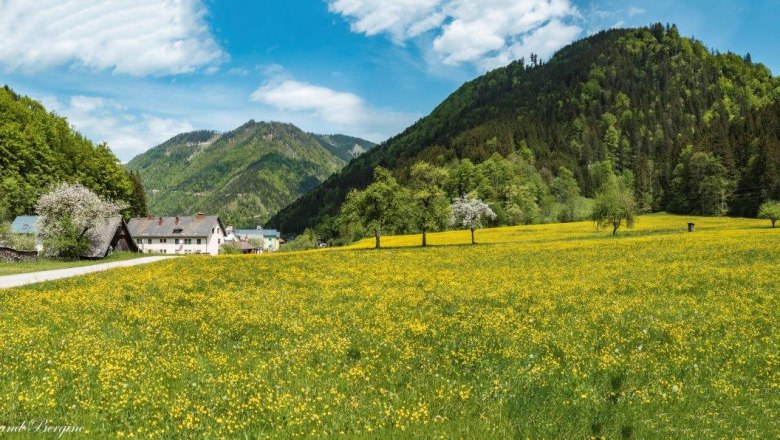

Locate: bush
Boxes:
[219,243,246,255]
[43,215,89,260]
[281,229,318,252]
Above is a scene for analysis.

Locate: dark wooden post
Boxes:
[687,223,695,232]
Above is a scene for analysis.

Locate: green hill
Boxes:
[268,24,780,233]
[126,121,375,227]
[0,85,133,220]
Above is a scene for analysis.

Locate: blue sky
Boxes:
[0,0,777,161]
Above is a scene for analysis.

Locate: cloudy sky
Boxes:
[1,0,777,161]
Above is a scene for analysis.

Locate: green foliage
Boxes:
[757,200,780,227]
[551,166,580,222]
[0,85,132,221]
[281,229,318,252]
[43,215,89,260]
[339,167,405,248]
[127,170,148,218]
[269,24,780,233]
[219,243,246,254]
[668,146,733,216]
[408,162,451,246]
[591,173,638,235]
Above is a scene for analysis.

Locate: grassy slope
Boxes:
[0,252,145,276]
[0,214,778,437]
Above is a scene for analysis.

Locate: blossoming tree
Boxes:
[36,182,125,259]
[450,195,496,245]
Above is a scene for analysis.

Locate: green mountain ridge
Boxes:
[268,24,780,234]
[126,121,375,227]
[310,133,377,162]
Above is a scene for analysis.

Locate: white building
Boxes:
[233,227,282,252]
[127,213,226,256]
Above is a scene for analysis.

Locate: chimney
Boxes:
[158,217,163,225]
[175,216,180,225]
[196,212,205,220]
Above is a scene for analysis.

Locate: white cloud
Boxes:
[251,79,366,126]
[0,0,224,75]
[327,0,582,70]
[46,95,194,161]
[627,7,646,17]
[250,70,417,142]
[479,19,582,70]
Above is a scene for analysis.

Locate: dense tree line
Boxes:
[320,156,638,246]
[0,85,146,220]
[269,24,780,234]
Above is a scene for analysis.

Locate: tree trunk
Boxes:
[612,223,619,235]
[374,229,381,249]
[773,220,777,228]
[471,227,476,245]
[422,229,427,247]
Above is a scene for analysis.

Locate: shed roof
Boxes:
[84,216,137,259]
[10,215,39,234]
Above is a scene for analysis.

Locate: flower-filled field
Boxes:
[1,214,778,438]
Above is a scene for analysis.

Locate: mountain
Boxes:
[268,24,780,233]
[126,121,375,227]
[310,134,376,162]
[0,85,134,220]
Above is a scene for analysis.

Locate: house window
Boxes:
[184,239,192,245]
[175,239,180,245]
[136,238,142,244]
[147,238,154,244]
[196,238,202,245]
[184,250,192,254]
[211,228,215,233]
[173,228,183,234]
[218,239,221,244]
[160,238,167,243]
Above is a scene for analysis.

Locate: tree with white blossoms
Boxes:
[36,182,125,259]
[450,195,496,245]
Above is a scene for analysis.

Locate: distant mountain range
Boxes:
[268,24,780,233]
[126,121,375,228]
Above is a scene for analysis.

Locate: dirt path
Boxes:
[0,256,176,289]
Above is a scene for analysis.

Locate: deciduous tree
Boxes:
[758,200,780,228]
[591,176,637,235]
[409,162,450,246]
[451,195,496,244]
[36,183,125,259]
[339,167,404,249]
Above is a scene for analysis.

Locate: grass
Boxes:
[0,214,778,438]
[0,251,149,276]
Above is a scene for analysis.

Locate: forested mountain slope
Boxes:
[0,85,133,220]
[269,24,780,233]
[127,121,374,227]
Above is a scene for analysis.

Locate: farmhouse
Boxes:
[128,213,226,256]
